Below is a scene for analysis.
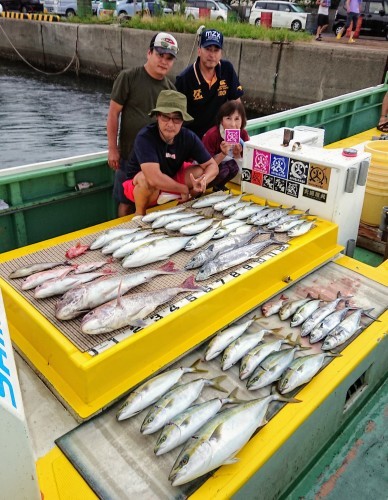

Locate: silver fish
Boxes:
[253,207,294,226]
[152,211,198,229]
[165,215,204,231]
[278,293,315,321]
[101,230,154,255]
[213,194,245,212]
[278,353,340,393]
[140,376,227,435]
[309,307,352,344]
[21,266,75,290]
[121,236,192,269]
[222,201,250,217]
[266,213,303,230]
[290,298,322,327]
[228,224,254,236]
[9,261,70,279]
[300,292,351,337]
[81,276,202,334]
[288,219,317,237]
[169,392,300,486]
[74,259,113,274]
[185,230,261,270]
[247,207,275,224]
[180,218,215,235]
[274,219,305,233]
[55,261,179,320]
[247,346,308,390]
[205,317,257,361]
[239,333,293,380]
[191,193,231,209]
[116,359,207,421]
[90,227,140,250]
[34,269,114,299]
[184,224,221,251]
[321,309,373,351]
[221,329,272,370]
[154,388,242,455]
[196,237,284,282]
[229,203,268,220]
[261,294,289,317]
[113,234,166,259]
[142,206,185,223]
[212,220,246,239]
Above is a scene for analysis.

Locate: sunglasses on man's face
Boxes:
[158,113,183,125]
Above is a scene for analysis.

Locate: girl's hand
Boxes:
[232,144,243,159]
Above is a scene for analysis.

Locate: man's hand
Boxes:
[108,148,120,170]
[190,173,207,194]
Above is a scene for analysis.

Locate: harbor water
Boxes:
[0,59,112,169]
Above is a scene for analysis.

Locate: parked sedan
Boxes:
[332,0,388,40]
[0,0,44,12]
[248,0,309,31]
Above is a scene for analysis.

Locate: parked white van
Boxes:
[185,0,228,22]
[44,0,99,16]
[248,0,309,31]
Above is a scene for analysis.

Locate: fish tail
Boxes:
[189,359,208,374]
[324,352,342,358]
[362,308,380,321]
[271,387,302,403]
[210,375,229,393]
[159,261,181,273]
[179,276,205,292]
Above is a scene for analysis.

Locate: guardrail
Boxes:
[0,12,60,22]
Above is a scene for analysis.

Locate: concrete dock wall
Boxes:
[0,18,386,113]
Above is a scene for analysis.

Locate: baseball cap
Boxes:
[199,29,223,49]
[150,32,179,58]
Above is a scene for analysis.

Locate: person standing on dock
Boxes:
[107,32,178,217]
[315,0,330,41]
[175,29,244,139]
[121,90,219,216]
[336,0,362,43]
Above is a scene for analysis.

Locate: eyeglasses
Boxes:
[158,113,183,125]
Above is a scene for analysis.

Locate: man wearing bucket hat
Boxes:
[107,32,178,217]
[175,28,244,139]
[122,90,219,215]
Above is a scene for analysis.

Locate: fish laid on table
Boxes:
[65,242,90,259]
[212,220,246,239]
[247,345,309,391]
[228,203,268,220]
[261,294,289,317]
[287,219,317,238]
[228,224,254,236]
[142,206,185,223]
[101,230,154,255]
[239,334,294,380]
[81,276,203,335]
[169,392,300,486]
[90,227,141,250]
[191,192,231,209]
[55,261,179,320]
[184,223,221,251]
[140,376,227,435]
[165,215,204,231]
[222,201,251,217]
[185,230,262,270]
[121,236,193,269]
[154,388,242,455]
[113,234,166,259]
[221,328,275,370]
[300,292,351,337]
[152,211,198,229]
[252,206,295,226]
[196,237,284,282]
[273,219,306,233]
[278,353,340,394]
[116,359,207,421]
[278,293,316,321]
[213,194,245,212]
[204,317,258,361]
[34,269,115,299]
[266,213,305,230]
[21,266,76,291]
[321,308,375,351]
[247,207,275,224]
[309,305,353,344]
[180,218,215,235]
[74,258,113,274]
[9,261,71,279]
[290,297,322,327]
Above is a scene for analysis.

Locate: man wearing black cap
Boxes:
[175,28,244,139]
[106,32,178,217]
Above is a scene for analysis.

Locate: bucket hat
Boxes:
[150,32,179,58]
[149,90,194,122]
[199,29,223,49]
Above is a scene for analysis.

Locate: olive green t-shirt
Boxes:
[111,66,175,160]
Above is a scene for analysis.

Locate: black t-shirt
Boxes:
[175,58,244,139]
[126,123,212,180]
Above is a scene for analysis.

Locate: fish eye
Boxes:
[180,455,189,467]
[160,436,166,443]
[147,416,154,423]
[241,363,246,371]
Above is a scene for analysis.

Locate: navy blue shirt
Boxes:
[126,123,212,180]
[175,58,244,139]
